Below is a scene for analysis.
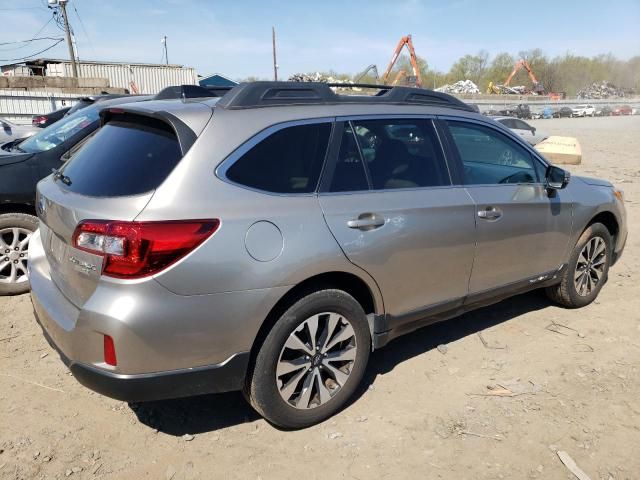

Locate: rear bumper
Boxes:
[28,227,288,402]
[33,306,248,402]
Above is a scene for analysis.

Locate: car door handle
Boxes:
[347,215,385,230]
[477,207,502,220]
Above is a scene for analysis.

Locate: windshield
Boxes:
[18,106,99,153]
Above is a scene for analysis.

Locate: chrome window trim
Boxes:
[215,117,335,197]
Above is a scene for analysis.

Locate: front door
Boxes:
[318,118,476,320]
[443,119,573,295]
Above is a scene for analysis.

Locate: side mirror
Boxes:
[531,127,536,135]
[546,165,570,190]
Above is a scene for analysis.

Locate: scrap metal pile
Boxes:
[577,81,626,99]
[435,80,480,94]
[492,84,532,94]
[288,72,360,92]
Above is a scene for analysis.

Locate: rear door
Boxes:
[318,117,476,321]
[441,118,573,295]
[36,113,187,307]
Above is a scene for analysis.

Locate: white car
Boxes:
[572,104,595,117]
[0,117,39,144]
[493,116,548,146]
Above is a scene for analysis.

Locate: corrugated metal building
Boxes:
[1,58,198,94]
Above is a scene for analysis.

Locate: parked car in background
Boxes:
[595,105,612,117]
[29,82,627,429]
[32,107,71,128]
[572,104,595,117]
[493,116,548,145]
[0,95,150,295]
[554,107,574,118]
[633,106,639,115]
[612,105,632,116]
[0,117,39,144]
[499,104,531,119]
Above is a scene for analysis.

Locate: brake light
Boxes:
[72,219,219,279]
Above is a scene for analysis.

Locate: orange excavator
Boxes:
[504,58,544,94]
[487,58,544,95]
[381,35,422,88]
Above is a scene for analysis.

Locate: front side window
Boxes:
[226,123,331,194]
[446,121,540,185]
[19,106,99,153]
[352,118,449,190]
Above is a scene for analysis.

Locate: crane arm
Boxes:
[504,59,524,86]
[355,64,379,83]
[521,60,539,85]
[404,35,422,87]
[382,36,410,83]
[505,58,540,87]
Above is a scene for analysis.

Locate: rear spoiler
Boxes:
[154,84,233,100]
[99,108,197,156]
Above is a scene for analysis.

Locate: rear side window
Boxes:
[226,123,331,193]
[329,125,369,192]
[60,116,182,197]
[351,118,449,190]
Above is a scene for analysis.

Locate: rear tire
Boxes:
[546,223,612,308]
[245,289,370,429]
[0,213,38,295]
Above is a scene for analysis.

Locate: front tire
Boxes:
[245,289,371,429]
[546,223,612,308]
[0,213,38,295]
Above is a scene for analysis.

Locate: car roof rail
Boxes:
[154,84,223,100]
[216,81,475,112]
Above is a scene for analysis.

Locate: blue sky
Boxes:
[1,0,638,80]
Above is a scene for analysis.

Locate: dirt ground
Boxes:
[1,115,639,480]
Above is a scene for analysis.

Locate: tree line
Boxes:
[261,50,639,96]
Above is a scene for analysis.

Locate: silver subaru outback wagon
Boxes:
[29,82,627,428]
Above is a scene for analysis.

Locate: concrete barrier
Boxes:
[535,136,582,165]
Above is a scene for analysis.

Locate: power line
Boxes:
[0,14,55,51]
[0,6,45,10]
[0,39,64,62]
[71,0,95,59]
[0,37,63,47]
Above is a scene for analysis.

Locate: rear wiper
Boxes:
[52,168,72,186]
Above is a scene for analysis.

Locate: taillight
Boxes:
[72,219,219,279]
[32,116,46,126]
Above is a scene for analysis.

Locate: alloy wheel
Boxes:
[0,227,32,285]
[276,312,357,410]
[574,236,606,297]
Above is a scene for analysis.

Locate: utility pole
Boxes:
[272,26,278,81]
[57,0,79,78]
[161,36,168,65]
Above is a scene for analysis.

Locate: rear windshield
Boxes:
[59,116,182,197]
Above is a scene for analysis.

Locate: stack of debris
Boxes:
[435,80,480,94]
[288,72,359,92]
[577,81,626,99]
